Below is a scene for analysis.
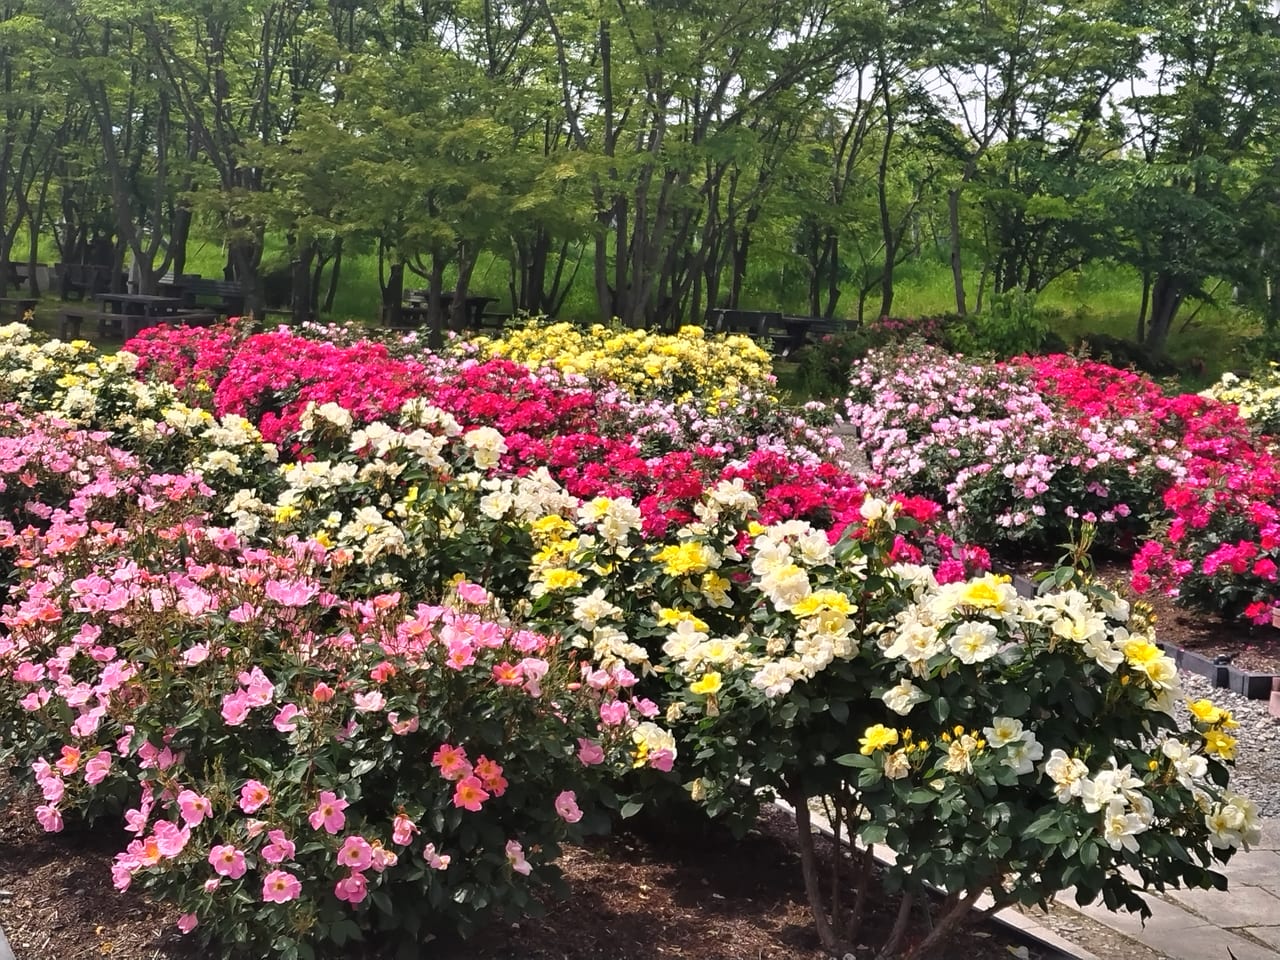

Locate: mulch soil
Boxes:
[0,783,1040,960]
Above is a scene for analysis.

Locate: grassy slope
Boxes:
[14,228,1260,380]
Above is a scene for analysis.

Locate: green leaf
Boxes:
[834,752,874,768]
[619,800,644,819]
[860,823,889,846]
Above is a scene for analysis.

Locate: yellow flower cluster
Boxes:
[1203,366,1280,434]
[1188,698,1239,760]
[474,320,774,402]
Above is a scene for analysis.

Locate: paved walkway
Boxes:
[1063,821,1280,960]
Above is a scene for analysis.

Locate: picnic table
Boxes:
[2,262,28,290]
[58,294,216,341]
[158,274,246,315]
[397,293,500,329]
[94,293,186,339]
[0,297,38,322]
[707,307,846,358]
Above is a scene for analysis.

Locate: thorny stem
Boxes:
[848,843,874,943]
[902,888,986,960]
[877,892,914,959]
[790,785,843,954]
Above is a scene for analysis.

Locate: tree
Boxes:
[1114,0,1280,352]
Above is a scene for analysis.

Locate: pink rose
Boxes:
[209,843,247,879]
[554,790,583,824]
[84,751,112,785]
[392,814,418,846]
[309,790,348,833]
[273,703,302,733]
[336,835,373,872]
[577,738,605,766]
[35,804,63,833]
[262,869,302,904]
[334,872,368,904]
[177,789,213,827]
[261,829,296,864]
[220,691,250,726]
[239,780,271,814]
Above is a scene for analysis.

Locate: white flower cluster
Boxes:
[1044,751,1154,852]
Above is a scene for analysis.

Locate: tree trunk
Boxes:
[789,787,845,955]
[823,232,840,318]
[730,225,752,309]
[228,236,264,316]
[594,217,612,322]
[1136,269,1151,343]
[290,243,314,324]
[1144,272,1185,355]
[451,242,477,333]
[383,259,404,328]
[948,188,967,315]
[323,239,343,313]
[426,253,446,351]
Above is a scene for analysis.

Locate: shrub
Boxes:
[475,319,775,403]
[1202,366,1280,438]
[0,467,671,957]
[655,503,1254,958]
[843,343,1170,552]
[950,290,1053,358]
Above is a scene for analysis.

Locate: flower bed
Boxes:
[842,340,1280,628]
[0,322,1262,959]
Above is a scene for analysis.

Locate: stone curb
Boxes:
[772,798,1099,960]
[0,921,13,960]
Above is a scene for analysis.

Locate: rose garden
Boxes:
[0,316,1274,958]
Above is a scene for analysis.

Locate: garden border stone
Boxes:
[0,920,13,960]
[1157,641,1278,700]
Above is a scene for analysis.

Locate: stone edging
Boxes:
[0,921,14,960]
[1157,640,1277,700]
[772,797,1100,960]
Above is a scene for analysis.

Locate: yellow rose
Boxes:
[859,724,900,755]
[1203,728,1238,760]
[690,672,723,696]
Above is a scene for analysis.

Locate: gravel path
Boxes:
[1177,670,1280,818]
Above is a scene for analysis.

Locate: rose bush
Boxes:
[475,319,774,403]
[1202,365,1280,438]
[0,452,671,957]
[0,322,1262,960]
[653,501,1255,958]
[843,343,1171,551]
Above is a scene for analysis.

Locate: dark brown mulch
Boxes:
[0,784,1041,960]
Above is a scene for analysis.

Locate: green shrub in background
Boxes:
[951,290,1054,358]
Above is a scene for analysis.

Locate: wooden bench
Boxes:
[0,297,38,322]
[708,308,790,356]
[777,315,849,357]
[58,308,218,341]
[159,274,246,315]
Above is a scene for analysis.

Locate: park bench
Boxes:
[707,308,790,356]
[58,306,218,341]
[707,308,849,358]
[159,274,247,316]
[0,297,38,322]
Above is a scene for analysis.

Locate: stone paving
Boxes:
[1064,821,1280,959]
